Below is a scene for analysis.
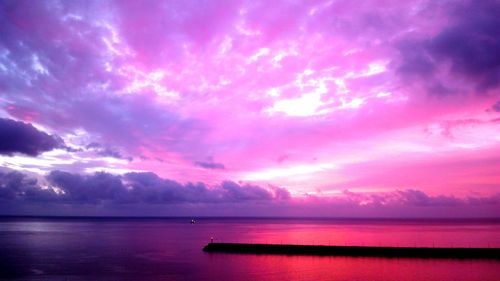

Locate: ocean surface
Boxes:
[1,217,499,280]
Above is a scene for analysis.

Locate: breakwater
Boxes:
[203,243,500,259]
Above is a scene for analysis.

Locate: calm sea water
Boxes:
[1,217,499,280]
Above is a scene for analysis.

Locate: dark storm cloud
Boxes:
[0,118,63,156]
[397,0,500,93]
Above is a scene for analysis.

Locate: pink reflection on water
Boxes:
[209,220,500,248]
[205,254,500,281]
[2,218,499,280]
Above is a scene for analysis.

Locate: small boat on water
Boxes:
[190,219,196,224]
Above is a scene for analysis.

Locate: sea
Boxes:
[1,217,499,281]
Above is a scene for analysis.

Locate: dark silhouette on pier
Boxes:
[203,243,500,260]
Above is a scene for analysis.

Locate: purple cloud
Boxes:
[492,101,500,112]
[85,142,131,161]
[47,170,126,203]
[429,0,500,90]
[0,170,59,202]
[341,189,467,207]
[0,118,63,156]
[194,157,225,170]
[45,170,287,205]
[397,0,500,94]
[2,169,285,208]
[1,169,498,217]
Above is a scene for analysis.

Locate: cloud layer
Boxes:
[0,169,289,205]
[0,118,63,156]
[397,0,500,93]
[1,169,498,217]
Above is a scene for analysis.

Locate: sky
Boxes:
[0,0,499,217]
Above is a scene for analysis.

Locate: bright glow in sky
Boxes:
[0,0,499,217]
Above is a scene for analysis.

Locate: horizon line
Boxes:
[1,215,499,221]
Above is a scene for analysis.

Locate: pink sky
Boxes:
[0,0,499,216]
